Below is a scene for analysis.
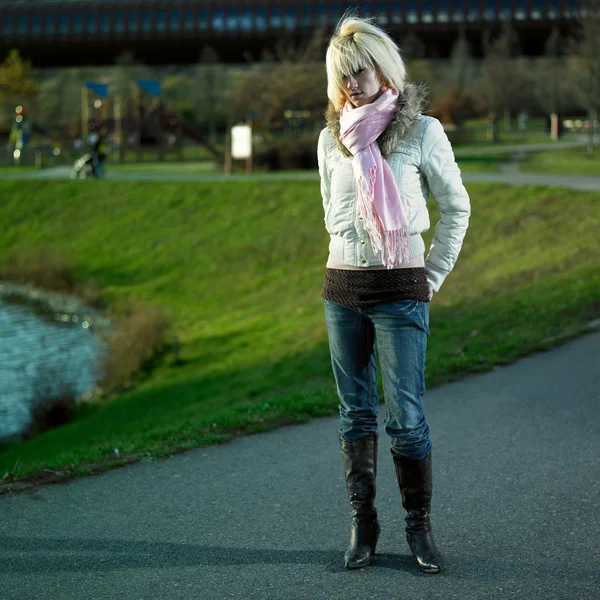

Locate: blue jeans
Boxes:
[324,298,431,460]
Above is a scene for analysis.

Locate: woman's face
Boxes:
[342,65,382,108]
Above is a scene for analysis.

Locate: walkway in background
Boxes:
[1,138,596,188]
[2,164,600,192]
[1,332,599,599]
[452,138,587,156]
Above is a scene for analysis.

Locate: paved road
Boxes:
[0,165,321,182]
[2,164,600,192]
[462,171,600,191]
[2,141,599,191]
[0,135,588,179]
[1,332,599,600]
[452,138,588,156]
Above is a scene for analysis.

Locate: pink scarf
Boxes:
[339,88,409,268]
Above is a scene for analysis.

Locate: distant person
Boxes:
[92,133,107,177]
[317,16,470,574]
[8,122,22,151]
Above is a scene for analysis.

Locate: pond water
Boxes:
[0,298,107,440]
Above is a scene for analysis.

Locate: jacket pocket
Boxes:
[328,160,356,233]
[400,164,427,214]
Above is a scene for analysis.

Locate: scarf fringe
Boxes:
[382,228,410,269]
[358,166,410,269]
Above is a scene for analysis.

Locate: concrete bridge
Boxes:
[0,0,585,67]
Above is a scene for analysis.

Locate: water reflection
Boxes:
[0,299,106,440]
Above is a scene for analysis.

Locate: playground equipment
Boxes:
[132,80,220,159]
[80,79,219,164]
[81,81,114,142]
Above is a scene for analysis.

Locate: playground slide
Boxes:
[158,109,220,157]
[181,120,220,156]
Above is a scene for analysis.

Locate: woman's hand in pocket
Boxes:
[427,283,434,301]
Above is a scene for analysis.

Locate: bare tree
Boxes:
[431,31,474,127]
[449,32,474,92]
[534,28,573,140]
[473,24,521,142]
[400,32,426,62]
[36,67,87,131]
[187,46,227,141]
[228,30,328,133]
[571,0,600,154]
[108,51,153,102]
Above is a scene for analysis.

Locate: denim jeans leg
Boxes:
[324,299,379,441]
[367,300,431,460]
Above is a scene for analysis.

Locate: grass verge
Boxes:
[0,165,38,173]
[520,146,600,176]
[109,160,218,174]
[0,179,598,489]
[454,127,554,147]
[455,154,510,173]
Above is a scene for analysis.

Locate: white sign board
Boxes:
[231,125,252,159]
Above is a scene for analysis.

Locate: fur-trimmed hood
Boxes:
[325,83,429,159]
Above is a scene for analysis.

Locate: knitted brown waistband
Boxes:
[322,267,429,308]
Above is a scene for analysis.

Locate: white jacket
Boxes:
[317,85,471,292]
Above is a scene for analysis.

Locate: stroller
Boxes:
[70,152,105,179]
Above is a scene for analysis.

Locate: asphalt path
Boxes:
[451,139,588,156]
[1,331,599,600]
[2,164,600,193]
[4,166,600,195]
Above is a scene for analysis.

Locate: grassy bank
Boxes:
[456,154,510,173]
[0,165,37,173]
[457,132,553,147]
[109,160,217,174]
[520,146,600,176]
[0,179,599,485]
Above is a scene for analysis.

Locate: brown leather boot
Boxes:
[340,434,380,569]
[391,450,444,573]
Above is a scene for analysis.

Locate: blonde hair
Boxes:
[326,16,406,110]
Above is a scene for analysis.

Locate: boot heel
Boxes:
[370,520,381,555]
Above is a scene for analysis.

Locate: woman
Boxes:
[318,16,470,574]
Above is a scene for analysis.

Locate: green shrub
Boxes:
[23,365,78,441]
[100,300,171,393]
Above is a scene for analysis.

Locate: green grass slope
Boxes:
[0,179,598,482]
[520,147,600,176]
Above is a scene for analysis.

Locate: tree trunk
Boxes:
[487,111,498,143]
[550,113,559,141]
[587,109,596,155]
[503,108,511,133]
